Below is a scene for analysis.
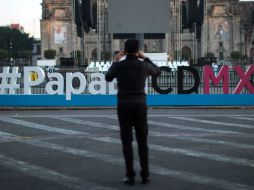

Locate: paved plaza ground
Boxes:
[0,108,253,190]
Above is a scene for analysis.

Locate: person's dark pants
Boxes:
[117,103,149,179]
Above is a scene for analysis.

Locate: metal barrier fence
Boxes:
[0,65,253,95]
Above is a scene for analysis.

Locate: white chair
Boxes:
[95,62,100,67]
[89,62,95,68]
[102,65,109,72]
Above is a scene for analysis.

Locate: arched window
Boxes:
[250,47,254,57]
[181,46,191,60]
[91,48,97,60]
[144,44,148,53]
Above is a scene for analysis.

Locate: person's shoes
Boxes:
[141,177,151,184]
[123,177,135,185]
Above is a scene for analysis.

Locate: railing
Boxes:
[0,65,253,95]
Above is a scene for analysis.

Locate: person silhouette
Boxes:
[105,39,161,185]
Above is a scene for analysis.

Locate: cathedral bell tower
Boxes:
[40,0,78,62]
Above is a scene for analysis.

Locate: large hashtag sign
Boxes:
[0,67,21,94]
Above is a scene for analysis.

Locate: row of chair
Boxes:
[86,61,189,72]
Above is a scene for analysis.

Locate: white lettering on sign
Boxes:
[0,67,118,100]
[24,67,45,94]
[3,66,252,100]
[45,72,64,95]
[66,72,87,100]
[88,73,106,95]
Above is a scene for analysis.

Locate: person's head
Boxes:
[124,39,139,54]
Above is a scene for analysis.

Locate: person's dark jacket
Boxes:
[105,55,161,104]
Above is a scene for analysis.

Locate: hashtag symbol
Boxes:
[0,67,21,94]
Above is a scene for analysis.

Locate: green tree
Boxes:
[0,26,34,59]
[0,49,8,60]
[44,49,57,59]
[101,51,111,61]
[230,51,242,65]
[181,50,192,61]
[18,50,32,59]
[230,51,241,60]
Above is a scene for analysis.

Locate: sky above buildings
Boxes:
[0,0,253,39]
[0,0,41,38]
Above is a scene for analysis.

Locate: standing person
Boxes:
[105,39,161,185]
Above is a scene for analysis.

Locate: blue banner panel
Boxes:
[0,95,116,107]
[0,94,254,107]
[147,94,254,106]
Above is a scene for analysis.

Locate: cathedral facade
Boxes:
[203,0,254,64]
[40,0,254,65]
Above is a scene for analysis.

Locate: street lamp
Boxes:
[102,1,107,62]
[10,41,13,66]
[241,23,249,64]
